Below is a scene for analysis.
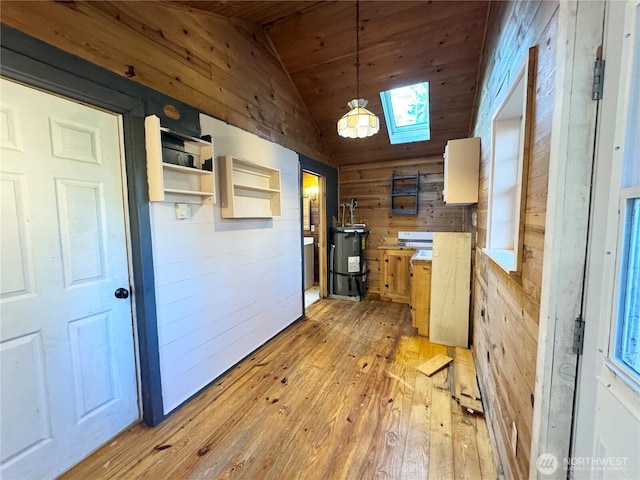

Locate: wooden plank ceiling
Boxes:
[177,1,490,166]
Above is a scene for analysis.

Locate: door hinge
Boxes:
[592,59,605,100]
[572,316,586,355]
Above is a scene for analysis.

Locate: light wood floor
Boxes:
[62,296,497,479]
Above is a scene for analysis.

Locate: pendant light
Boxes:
[337,0,380,138]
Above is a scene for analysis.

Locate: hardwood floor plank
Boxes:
[401,338,435,477]
[452,410,483,480]
[427,344,454,480]
[372,336,421,478]
[61,297,498,480]
[476,410,498,479]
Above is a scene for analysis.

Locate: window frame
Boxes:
[484,47,537,274]
[608,189,640,389]
[379,82,431,144]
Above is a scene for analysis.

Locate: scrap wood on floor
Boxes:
[416,353,453,376]
[417,345,485,415]
[452,346,484,415]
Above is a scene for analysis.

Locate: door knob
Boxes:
[114,287,130,299]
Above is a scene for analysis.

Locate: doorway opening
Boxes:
[302,170,327,308]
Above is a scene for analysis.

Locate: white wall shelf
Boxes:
[162,163,213,175]
[145,114,215,204]
[443,137,480,205]
[218,155,281,218]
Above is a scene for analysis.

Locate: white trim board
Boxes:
[530,1,606,478]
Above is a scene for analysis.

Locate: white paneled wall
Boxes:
[150,114,302,413]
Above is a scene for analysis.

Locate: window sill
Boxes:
[483,248,518,274]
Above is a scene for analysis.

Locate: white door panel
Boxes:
[573,2,640,479]
[0,332,51,465]
[0,172,35,299]
[0,78,138,479]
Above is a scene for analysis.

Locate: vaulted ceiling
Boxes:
[177,1,490,166]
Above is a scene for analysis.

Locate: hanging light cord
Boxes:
[355,0,360,101]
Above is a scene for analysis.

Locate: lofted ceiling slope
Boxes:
[178,1,490,166]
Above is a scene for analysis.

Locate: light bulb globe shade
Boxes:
[337,99,380,138]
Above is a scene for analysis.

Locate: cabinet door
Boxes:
[411,263,432,336]
[380,250,390,296]
[410,264,418,326]
[443,137,479,205]
[381,249,414,303]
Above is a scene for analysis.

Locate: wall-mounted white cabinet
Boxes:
[217,155,281,218]
[145,115,215,204]
[443,137,480,205]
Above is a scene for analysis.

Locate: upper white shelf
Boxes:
[145,115,215,204]
[218,155,281,218]
[233,183,281,193]
[162,163,213,175]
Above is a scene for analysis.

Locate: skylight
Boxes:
[380,82,431,144]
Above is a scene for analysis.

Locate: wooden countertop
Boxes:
[377,244,417,250]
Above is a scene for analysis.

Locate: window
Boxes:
[380,82,430,144]
[484,47,536,273]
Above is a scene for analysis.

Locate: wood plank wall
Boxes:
[469,2,558,478]
[0,1,331,165]
[339,158,466,294]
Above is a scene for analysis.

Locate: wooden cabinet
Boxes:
[379,248,414,304]
[217,155,281,218]
[145,115,215,204]
[429,232,472,347]
[443,137,480,205]
[410,258,432,337]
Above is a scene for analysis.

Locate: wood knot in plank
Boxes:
[197,445,210,457]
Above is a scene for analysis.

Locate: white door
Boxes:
[573,1,640,479]
[0,78,139,479]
